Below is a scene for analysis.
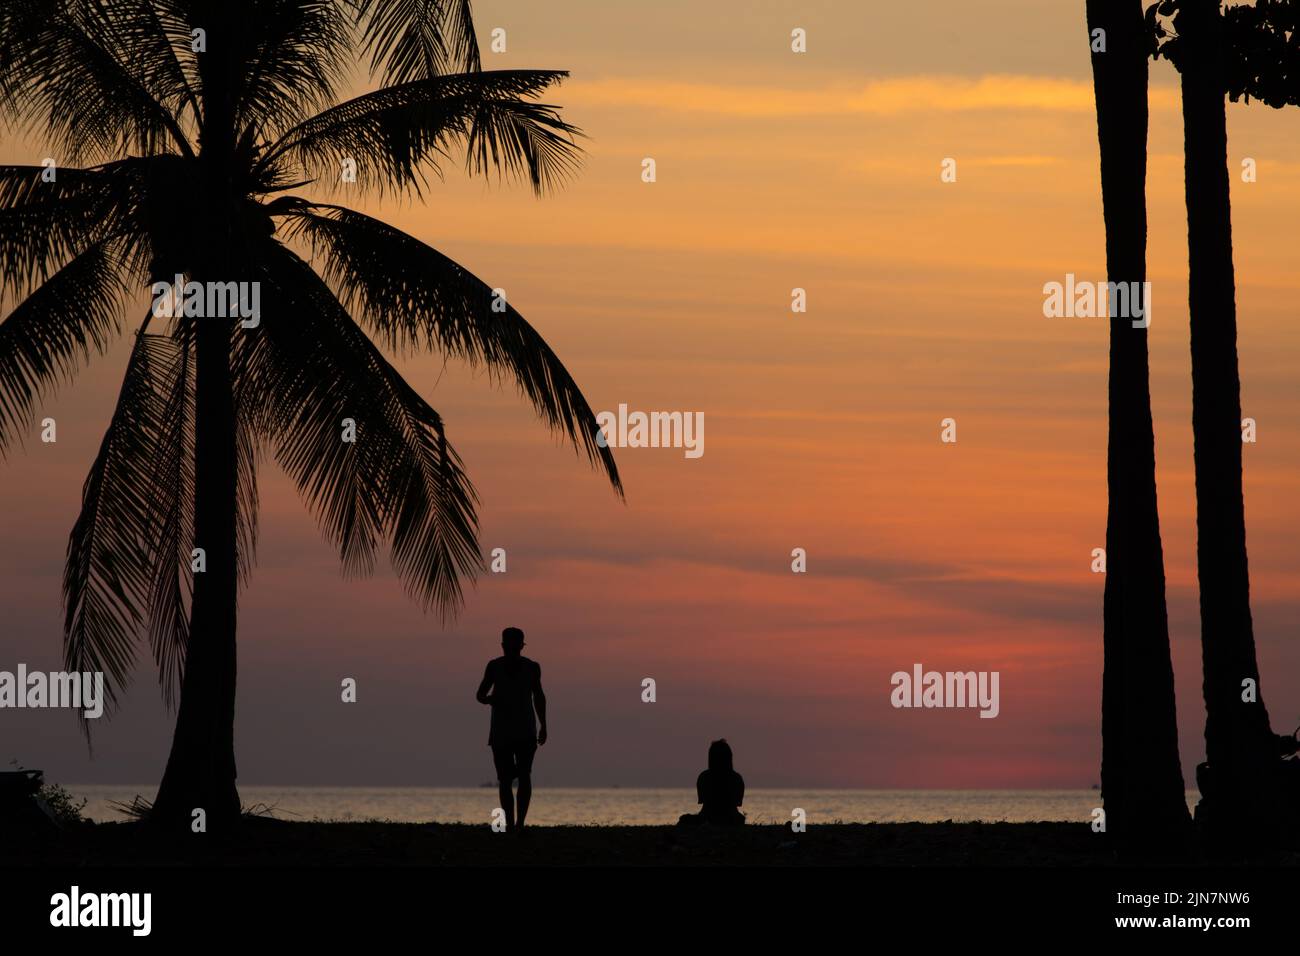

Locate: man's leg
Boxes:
[498,779,515,830]
[516,774,531,827]
[492,747,516,830]
[515,744,537,828]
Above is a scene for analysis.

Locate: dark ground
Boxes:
[6,819,1299,866]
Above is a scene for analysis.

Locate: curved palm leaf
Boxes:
[0,167,107,299]
[115,0,201,125]
[231,0,351,138]
[238,239,482,614]
[0,240,129,455]
[64,331,181,718]
[354,0,480,84]
[0,0,193,162]
[260,70,581,195]
[281,203,622,493]
[0,160,159,298]
[144,324,194,707]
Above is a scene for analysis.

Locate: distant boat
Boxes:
[478,781,495,788]
[1091,783,1100,790]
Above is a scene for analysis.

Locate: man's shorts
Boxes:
[492,741,537,782]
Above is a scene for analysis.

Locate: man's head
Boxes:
[501,627,526,655]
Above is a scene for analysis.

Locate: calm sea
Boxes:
[68,786,1201,826]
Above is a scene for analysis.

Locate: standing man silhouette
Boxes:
[476,627,547,831]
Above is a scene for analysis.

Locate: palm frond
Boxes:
[0,161,157,299]
[231,0,351,139]
[233,361,262,588]
[0,167,105,299]
[109,0,202,127]
[463,94,584,193]
[260,70,581,196]
[237,239,482,616]
[0,0,194,161]
[0,240,129,456]
[143,323,194,707]
[87,0,201,128]
[354,0,481,84]
[64,331,183,720]
[280,204,622,494]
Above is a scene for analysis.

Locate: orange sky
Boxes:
[3,0,1300,789]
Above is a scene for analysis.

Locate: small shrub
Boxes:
[40,782,88,826]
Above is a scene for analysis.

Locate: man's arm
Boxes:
[534,664,548,745]
[475,663,495,705]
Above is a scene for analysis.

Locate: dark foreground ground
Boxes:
[7,819,1300,866]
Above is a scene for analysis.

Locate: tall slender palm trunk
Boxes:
[152,11,242,828]
[152,321,241,827]
[1177,0,1276,830]
[1088,0,1189,849]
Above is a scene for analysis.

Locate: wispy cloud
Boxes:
[566,74,1182,117]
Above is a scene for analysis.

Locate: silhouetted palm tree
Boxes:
[0,0,621,830]
[1086,0,1189,850]
[1151,0,1280,834]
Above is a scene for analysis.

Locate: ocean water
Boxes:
[67,786,1202,826]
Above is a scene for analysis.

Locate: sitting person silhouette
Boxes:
[677,739,745,826]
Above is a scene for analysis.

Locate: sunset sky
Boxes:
[4,0,1300,791]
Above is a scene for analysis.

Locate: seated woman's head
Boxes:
[708,738,734,773]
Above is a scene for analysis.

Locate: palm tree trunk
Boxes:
[1088,0,1190,849]
[151,319,241,829]
[1177,0,1276,829]
[152,10,242,829]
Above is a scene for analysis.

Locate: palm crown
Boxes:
[0,0,622,724]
